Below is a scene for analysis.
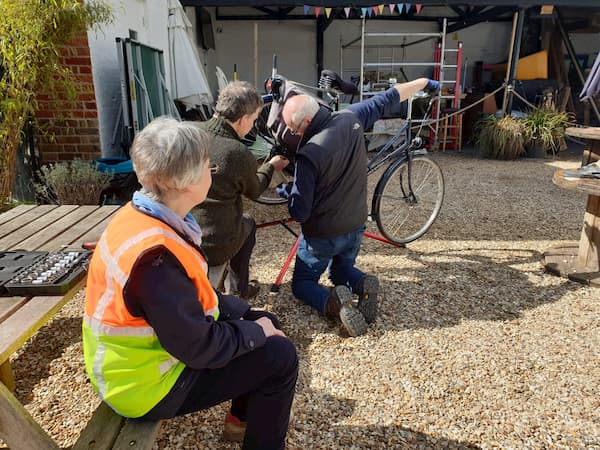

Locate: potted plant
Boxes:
[475,115,527,160]
[522,107,573,158]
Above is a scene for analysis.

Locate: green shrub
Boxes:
[475,115,527,160]
[522,108,573,156]
[35,159,113,205]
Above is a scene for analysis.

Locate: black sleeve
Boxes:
[123,246,266,370]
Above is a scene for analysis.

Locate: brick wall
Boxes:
[35,33,101,163]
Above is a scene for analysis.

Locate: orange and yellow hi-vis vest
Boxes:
[82,203,219,417]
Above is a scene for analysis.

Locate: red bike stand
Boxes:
[258,218,404,293]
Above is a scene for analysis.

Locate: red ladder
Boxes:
[430,41,464,150]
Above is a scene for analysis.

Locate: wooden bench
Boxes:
[73,402,161,450]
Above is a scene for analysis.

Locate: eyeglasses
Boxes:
[209,164,219,174]
[289,121,303,136]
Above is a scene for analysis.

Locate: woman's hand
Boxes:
[254,317,286,338]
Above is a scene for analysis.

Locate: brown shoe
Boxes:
[223,412,246,442]
[357,274,379,324]
[325,285,368,337]
[241,280,260,301]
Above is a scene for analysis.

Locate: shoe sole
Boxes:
[358,275,379,324]
[335,286,368,337]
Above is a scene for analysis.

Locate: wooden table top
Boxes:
[553,169,600,196]
[0,204,120,365]
[565,126,600,140]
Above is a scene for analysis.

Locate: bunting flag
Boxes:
[389,4,396,13]
[368,7,373,16]
[315,6,321,16]
[397,4,404,13]
[325,7,332,18]
[378,4,384,14]
[406,4,411,11]
[361,7,368,16]
[344,7,351,17]
[372,6,378,15]
[416,4,422,13]
[303,5,310,14]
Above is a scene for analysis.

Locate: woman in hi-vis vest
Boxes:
[83,117,298,450]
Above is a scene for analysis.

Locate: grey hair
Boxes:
[289,95,320,126]
[214,81,263,122]
[130,116,210,201]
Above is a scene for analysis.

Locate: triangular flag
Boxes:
[361,7,368,16]
[372,6,378,15]
[397,4,404,13]
[389,4,396,13]
[416,4,422,13]
[325,7,332,18]
[315,6,321,16]
[406,4,411,11]
[344,7,351,17]
[368,7,373,16]
[378,4,384,14]
[303,5,310,14]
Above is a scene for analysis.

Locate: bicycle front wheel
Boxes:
[373,156,444,244]
[255,164,294,205]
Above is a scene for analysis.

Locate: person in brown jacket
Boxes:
[193,81,289,299]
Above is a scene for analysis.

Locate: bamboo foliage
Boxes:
[0,0,112,207]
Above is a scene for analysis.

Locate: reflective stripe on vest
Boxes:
[83,204,218,417]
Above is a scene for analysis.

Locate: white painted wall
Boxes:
[88,0,170,156]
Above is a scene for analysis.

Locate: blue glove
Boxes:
[425,79,440,94]
[275,182,292,199]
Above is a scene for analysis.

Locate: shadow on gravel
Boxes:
[369,245,582,333]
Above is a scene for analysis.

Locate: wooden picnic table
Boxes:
[543,169,600,286]
[0,203,119,448]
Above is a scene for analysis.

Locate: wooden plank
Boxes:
[41,205,120,251]
[15,205,98,251]
[72,402,125,450]
[113,419,162,450]
[578,194,600,270]
[0,204,37,227]
[77,213,117,246]
[0,205,77,251]
[0,296,29,324]
[0,360,16,391]
[565,126,600,140]
[0,381,59,449]
[0,278,84,364]
[0,205,58,241]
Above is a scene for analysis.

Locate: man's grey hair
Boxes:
[214,81,263,122]
[130,116,210,201]
[289,95,320,126]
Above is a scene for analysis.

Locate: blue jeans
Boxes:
[292,226,366,313]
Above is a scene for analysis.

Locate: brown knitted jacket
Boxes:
[192,116,274,265]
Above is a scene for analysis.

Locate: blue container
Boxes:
[94,157,134,175]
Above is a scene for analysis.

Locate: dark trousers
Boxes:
[226,214,256,297]
[143,311,297,450]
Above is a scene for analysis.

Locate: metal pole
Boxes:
[556,8,600,123]
[360,15,365,101]
[505,8,526,115]
[501,12,518,115]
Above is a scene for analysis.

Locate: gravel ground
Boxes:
[6,147,600,449]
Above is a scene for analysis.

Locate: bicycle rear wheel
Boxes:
[372,156,444,244]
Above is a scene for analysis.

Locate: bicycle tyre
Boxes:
[255,165,294,205]
[372,156,444,244]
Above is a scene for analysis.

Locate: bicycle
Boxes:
[249,70,444,245]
